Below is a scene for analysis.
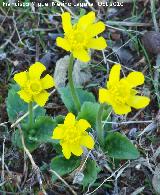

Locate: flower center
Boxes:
[66,28,87,50]
[110,82,131,104]
[29,80,42,95]
[63,125,82,144]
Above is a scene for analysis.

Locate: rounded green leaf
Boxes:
[77,102,111,129]
[50,155,81,181]
[82,159,100,188]
[104,132,140,159]
[58,86,96,114]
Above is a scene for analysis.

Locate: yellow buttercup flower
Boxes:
[56,11,107,62]
[99,64,150,115]
[52,113,94,159]
[14,62,55,107]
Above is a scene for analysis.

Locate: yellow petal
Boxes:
[64,113,76,126]
[113,103,131,115]
[131,89,138,96]
[86,21,105,37]
[52,126,64,139]
[33,90,49,106]
[56,37,71,51]
[61,12,72,33]
[73,49,90,62]
[99,88,111,104]
[126,72,144,88]
[127,95,150,109]
[81,135,94,149]
[71,144,83,156]
[107,64,121,88]
[41,74,55,89]
[18,90,32,103]
[77,11,95,30]
[87,37,107,50]
[61,142,71,159]
[77,119,91,131]
[29,62,46,80]
[14,71,28,87]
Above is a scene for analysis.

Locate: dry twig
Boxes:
[50,169,77,195]
[17,124,47,195]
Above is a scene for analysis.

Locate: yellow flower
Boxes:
[99,64,150,115]
[56,11,107,62]
[52,113,94,159]
[14,62,55,107]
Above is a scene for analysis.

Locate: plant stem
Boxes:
[28,102,33,127]
[96,103,104,146]
[68,53,81,112]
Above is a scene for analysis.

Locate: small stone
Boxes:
[135,164,141,170]
[73,172,84,184]
[142,31,160,55]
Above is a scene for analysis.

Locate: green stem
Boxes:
[28,102,33,127]
[96,103,104,146]
[68,53,81,112]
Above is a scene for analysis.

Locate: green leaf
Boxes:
[104,132,140,159]
[12,116,59,152]
[6,84,46,122]
[82,159,100,188]
[77,102,111,129]
[12,129,39,152]
[58,86,96,114]
[33,116,58,143]
[50,155,81,181]
[53,115,65,124]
